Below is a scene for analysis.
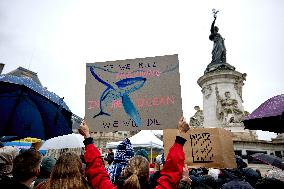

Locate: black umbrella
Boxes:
[251,153,284,170]
[243,94,284,133]
[0,74,73,140]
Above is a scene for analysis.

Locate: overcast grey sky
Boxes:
[1,0,283,140]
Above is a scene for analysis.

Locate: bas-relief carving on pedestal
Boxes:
[234,73,247,102]
[201,85,212,99]
[231,130,258,141]
[190,106,204,128]
[215,86,244,127]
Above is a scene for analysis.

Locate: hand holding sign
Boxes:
[78,121,91,139]
[181,164,192,184]
[178,116,190,132]
[177,116,190,139]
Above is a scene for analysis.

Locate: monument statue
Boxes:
[190,106,204,128]
[209,9,226,65]
[205,9,235,74]
[216,87,244,126]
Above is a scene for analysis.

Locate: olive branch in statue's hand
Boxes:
[212,9,219,19]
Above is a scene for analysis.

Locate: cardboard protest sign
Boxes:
[85,54,182,131]
[163,128,237,168]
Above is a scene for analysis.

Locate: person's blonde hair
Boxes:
[123,156,149,189]
[45,152,90,189]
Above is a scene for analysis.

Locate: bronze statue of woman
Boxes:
[209,10,226,65]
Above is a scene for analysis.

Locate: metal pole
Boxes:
[151,147,153,164]
[150,141,153,164]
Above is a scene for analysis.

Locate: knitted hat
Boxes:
[114,138,134,163]
[108,138,134,184]
[135,149,149,161]
[41,156,56,173]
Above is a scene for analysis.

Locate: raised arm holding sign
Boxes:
[78,117,191,189]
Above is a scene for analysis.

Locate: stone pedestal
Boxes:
[230,130,258,141]
[197,69,247,129]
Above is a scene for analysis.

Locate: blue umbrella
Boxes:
[0,74,73,140]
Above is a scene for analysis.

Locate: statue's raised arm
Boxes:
[210,15,217,35]
[204,9,236,74]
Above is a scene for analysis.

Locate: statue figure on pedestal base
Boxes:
[205,9,235,74]
[190,106,204,128]
[216,87,244,126]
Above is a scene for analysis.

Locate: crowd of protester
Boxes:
[1,118,284,189]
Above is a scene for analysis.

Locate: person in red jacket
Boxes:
[78,117,190,189]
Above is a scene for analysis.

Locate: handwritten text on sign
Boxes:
[163,128,237,169]
[88,96,175,110]
[190,133,214,163]
[85,55,182,131]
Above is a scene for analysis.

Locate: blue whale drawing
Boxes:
[89,66,146,127]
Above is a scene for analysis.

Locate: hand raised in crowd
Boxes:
[181,164,192,184]
[78,121,91,139]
